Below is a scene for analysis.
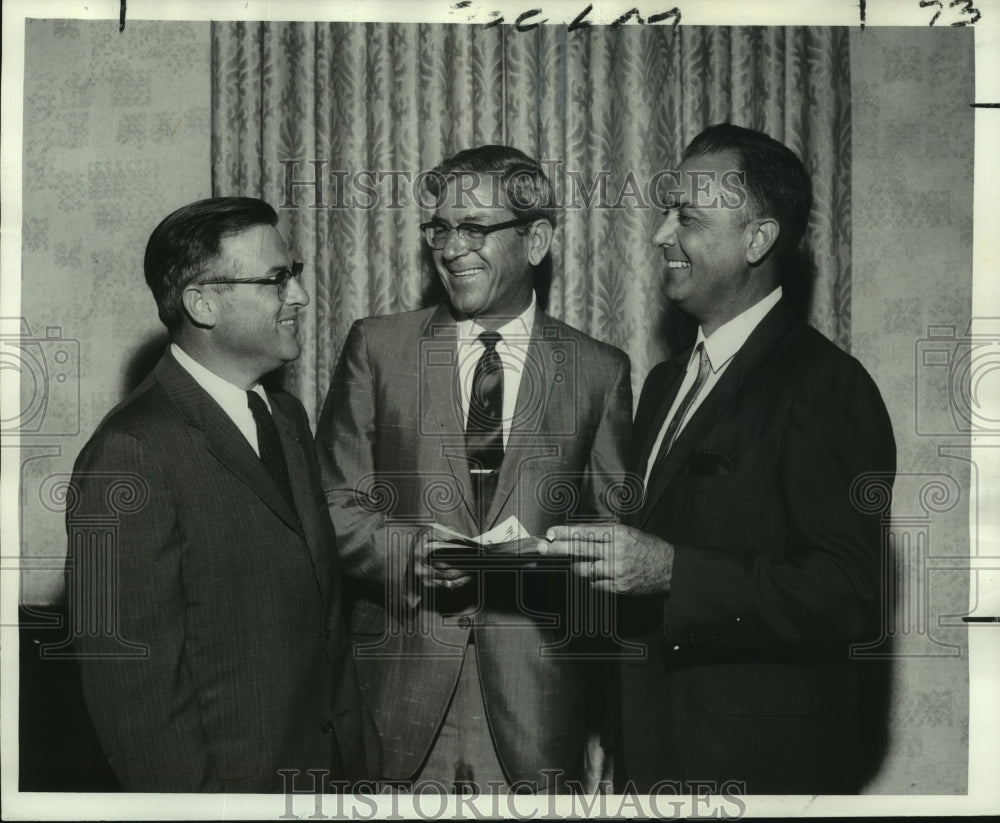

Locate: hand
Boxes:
[582,733,613,795]
[410,526,475,592]
[537,524,674,595]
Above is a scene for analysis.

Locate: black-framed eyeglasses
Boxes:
[419,218,534,251]
[197,261,304,301]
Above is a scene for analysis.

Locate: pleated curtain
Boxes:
[212,23,851,423]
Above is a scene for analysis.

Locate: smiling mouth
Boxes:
[277,318,297,327]
[449,267,486,277]
[666,260,691,269]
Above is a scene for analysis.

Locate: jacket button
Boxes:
[458,616,472,629]
[323,628,330,640]
[321,721,334,734]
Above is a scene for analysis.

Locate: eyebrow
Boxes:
[427,216,483,227]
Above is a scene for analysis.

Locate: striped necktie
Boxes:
[465,331,504,525]
[653,342,711,467]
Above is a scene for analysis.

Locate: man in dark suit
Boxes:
[67,197,377,792]
[316,146,632,793]
[542,124,896,794]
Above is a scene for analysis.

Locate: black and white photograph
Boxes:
[1,0,998,819]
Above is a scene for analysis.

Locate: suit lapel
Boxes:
[639,302,798,528]
[155,352,305,538]
[634,357,686,478]
[639,364,743,527]
[271,399,321,564]
[485,311,560,530]
[419,306,478,531]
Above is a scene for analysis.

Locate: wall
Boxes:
[17,19,211,605]
[12,18,976,796]
[850,27,974,794]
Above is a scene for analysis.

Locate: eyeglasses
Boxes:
[198,261,305,301]
[419,218,534,251]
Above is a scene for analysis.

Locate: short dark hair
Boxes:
[143,197,278,330]
[423,144,556,228]
[682,124,812,264]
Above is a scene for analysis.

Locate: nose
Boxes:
[652,211,678,246]
[440,229,469,261]
[284,273,310,308]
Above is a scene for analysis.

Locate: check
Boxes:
[427,517,572,570]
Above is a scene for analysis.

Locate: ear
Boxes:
[526,220,554,266]
[745,217,780,265]
[181,284,219,329]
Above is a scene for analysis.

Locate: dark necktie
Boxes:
[246,390,297,511]
[652,342,711,468]
[465,331,504,525]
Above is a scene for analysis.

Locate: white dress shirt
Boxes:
[642,287,783,489]
[456,296,537,448]
[171,343,269,457]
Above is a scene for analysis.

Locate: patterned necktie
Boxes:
[246,390,297,511]
[653,342,711,467]
[465,331,504,524]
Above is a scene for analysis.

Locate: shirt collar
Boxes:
[170,343,269,410]
[457,294,537,346]
[694,286,782,372]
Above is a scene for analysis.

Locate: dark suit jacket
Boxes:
[67,351,377,792]
[316,304,632,787]
[619,301,896,794]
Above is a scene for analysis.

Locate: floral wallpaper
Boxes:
[850,27,974,794]
[212,23,853,424]
[18,19,211,605]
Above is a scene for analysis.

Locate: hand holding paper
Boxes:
[429,516,531,547]
[410,524,476,591]
[426,517,574,570]
[537,524,675,595]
